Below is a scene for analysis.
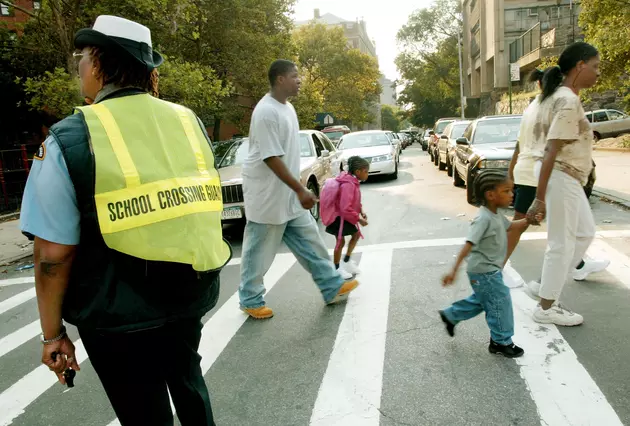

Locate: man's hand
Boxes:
[297,188,318,210]
[442,271,457,287]
[42,336,80,385]
[359,218,368,227]
[526,199,546,225]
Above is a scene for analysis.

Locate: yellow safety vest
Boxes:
[76,94,231,272]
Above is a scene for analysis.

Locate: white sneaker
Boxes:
[572,259,611,281]
[342,259,360,275]
[533,303,584,326]
[338,267,353,280]
[526,280,541,298]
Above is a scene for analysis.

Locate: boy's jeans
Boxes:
[239,212,344,309]
[442,270,514,345]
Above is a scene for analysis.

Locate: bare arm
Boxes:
[263,156,305,194]
[443,242,473,286]
[34,237,76,339]
[507,218,529,233]
[508,141,520,182]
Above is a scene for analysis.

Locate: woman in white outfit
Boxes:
[525,42,600,326]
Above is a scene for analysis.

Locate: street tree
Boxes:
[293,23,381,129]
[579,0,630,109]
[381,105,401,132]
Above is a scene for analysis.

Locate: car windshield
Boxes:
[451,124,469,139]
[339,133,391,149]
[435,121,454,134]
[299,134,314,157]
[472,118,521,144]
[219,140,249,168]
[324,131,344,140]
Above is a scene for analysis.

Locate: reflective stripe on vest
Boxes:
[77,94,231,272]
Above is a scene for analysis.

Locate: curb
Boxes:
[0,251,33,267]
[593,147,630,153]
[0,212,20,222]
[593,186,630,209]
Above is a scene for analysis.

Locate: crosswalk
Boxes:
[1,231,630,425]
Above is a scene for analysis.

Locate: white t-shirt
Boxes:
[242,93,303,225]
[514,95,543,187]
[529,87,594,185]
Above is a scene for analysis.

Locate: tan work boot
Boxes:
[327,279,359,305]
[241,306,274,319]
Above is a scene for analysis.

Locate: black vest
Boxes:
[51,94,222,333]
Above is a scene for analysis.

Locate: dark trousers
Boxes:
[80,318,215,426]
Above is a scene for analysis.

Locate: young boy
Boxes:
[439,170,536,358]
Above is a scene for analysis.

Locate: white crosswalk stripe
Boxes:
[0,235,629,425]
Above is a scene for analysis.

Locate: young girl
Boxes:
[325,156,370,279]
[439,170,537,358]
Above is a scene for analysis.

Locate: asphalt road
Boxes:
[1,145,629,426]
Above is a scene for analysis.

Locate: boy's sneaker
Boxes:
[438,311,455,337]
[489,340,524,358]
[338,267,353,280]
[572,259,610,281]
[533,303,583,326]
[342,259,360,275]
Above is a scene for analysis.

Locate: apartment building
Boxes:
[380,76,397,107]
[462,0,581,101]
[0,0,40,32]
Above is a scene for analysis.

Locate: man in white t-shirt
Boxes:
[238,60,359,319]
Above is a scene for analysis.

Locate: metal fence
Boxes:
[509,15,583,64]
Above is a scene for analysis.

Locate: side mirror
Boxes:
[321,150,330,158]
[456,137,469,145]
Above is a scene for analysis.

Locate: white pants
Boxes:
[536,163,595,300]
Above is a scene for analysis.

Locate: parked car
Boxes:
[421,129,432,151]
[429,118,458,162]
[337,130,399,179]
[585,109,630,142]
[452,115,522,205]
[436,120,472,176]
[322,125,351,147]
[397,133,412,149]
[218,130,341,222]
[385,131,402,160]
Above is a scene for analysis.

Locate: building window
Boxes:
[1,4,11,16]
[33,1,42,9]
[346,22,354,29]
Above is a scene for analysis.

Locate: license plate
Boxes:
[221,207,243,220]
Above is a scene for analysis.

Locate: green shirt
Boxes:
[466,206,512,274]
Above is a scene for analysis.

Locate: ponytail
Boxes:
[540,42,599,101]
[541,66,564,101]
[528,68,544,85]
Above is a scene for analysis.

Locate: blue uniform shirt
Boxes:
[20,135,81,245]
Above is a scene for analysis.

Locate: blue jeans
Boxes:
[239,212,344,309]
[442,270,514,345]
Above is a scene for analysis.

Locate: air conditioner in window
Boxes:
[528,8,538,16]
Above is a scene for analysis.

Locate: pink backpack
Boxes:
[319,177,340,227]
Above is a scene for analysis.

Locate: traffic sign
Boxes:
[315,112,335,126]
[510,64,520,82]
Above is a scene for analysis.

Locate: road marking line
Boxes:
[0,289,35,316]
[0,339,89,426]
[0,320,40,358]
[310,250,392,426]
[510,275,623,425]
[217,229,630,266]
[586,238,630,290]
[106,253,297,426]
[0,278,34,287]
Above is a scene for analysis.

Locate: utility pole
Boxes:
[457,29,466,119]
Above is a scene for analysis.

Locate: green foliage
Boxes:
[19,68,82,119]
[293,23,381,128]
[580,0,630,110]
[158,58,232,126]
[381,105,401,132]
[395,0,471,127]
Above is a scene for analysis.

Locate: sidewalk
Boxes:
[593,151,630,207]
[0,219,32,265]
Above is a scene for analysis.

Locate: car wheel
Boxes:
[429,148,434,162]
[438,155,446,171]
[446,159,453,177]
[422,143,428,151]
[391,162,398,180]
[307,181,319,221]
[453,165,465,187]
[434,150,439,166]
[593,132,601,143]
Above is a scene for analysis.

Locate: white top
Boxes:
[530,87,594,185]
[514,95,543,187]
[242,93,303,225]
